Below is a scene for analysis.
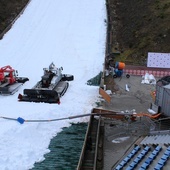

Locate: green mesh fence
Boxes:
[87,72,103,86]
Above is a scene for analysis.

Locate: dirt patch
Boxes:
[107,0,170,65]
[0,0,29,38]
[104,74,118,92]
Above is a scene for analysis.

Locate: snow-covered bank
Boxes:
[0,0,106,169]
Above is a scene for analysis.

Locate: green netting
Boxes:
[87,72,103,86]
[31,122,87,170]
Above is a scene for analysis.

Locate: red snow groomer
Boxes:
[18,62,74,104]
[0,65,29,95]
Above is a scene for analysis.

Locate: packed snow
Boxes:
[0,0,106,169]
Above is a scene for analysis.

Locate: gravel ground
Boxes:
[102,75,157,114]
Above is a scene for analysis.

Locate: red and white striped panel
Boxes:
[124,69,170,77]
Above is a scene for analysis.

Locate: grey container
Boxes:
[155,76,170,116]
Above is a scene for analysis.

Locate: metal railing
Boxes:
[153,117,170,131]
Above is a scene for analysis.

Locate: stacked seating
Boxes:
[115,145,140,170]
[139,145,162,170]
[154,146,170,170]
[126,146,151,170]
[114,145,170,170]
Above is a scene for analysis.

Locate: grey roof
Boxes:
[141,134,170,145]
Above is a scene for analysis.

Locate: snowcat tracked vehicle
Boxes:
[0,65,29,95]
[18,62,74,104]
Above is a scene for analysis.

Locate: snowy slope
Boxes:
[0,0,106,169]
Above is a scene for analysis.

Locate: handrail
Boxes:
[76,114,93,169]
[93,115,101,170]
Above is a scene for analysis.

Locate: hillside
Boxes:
[107,0,170,65]
[0,0,29,39]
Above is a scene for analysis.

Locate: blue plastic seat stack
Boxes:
[114,145,140,170]
[126,145,151,170]
[139,145,162,170]
[154,146,170,170]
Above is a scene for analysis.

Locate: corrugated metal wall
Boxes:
[162,85,170,116]
[155,82,164,107]
[155,83,170,117]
